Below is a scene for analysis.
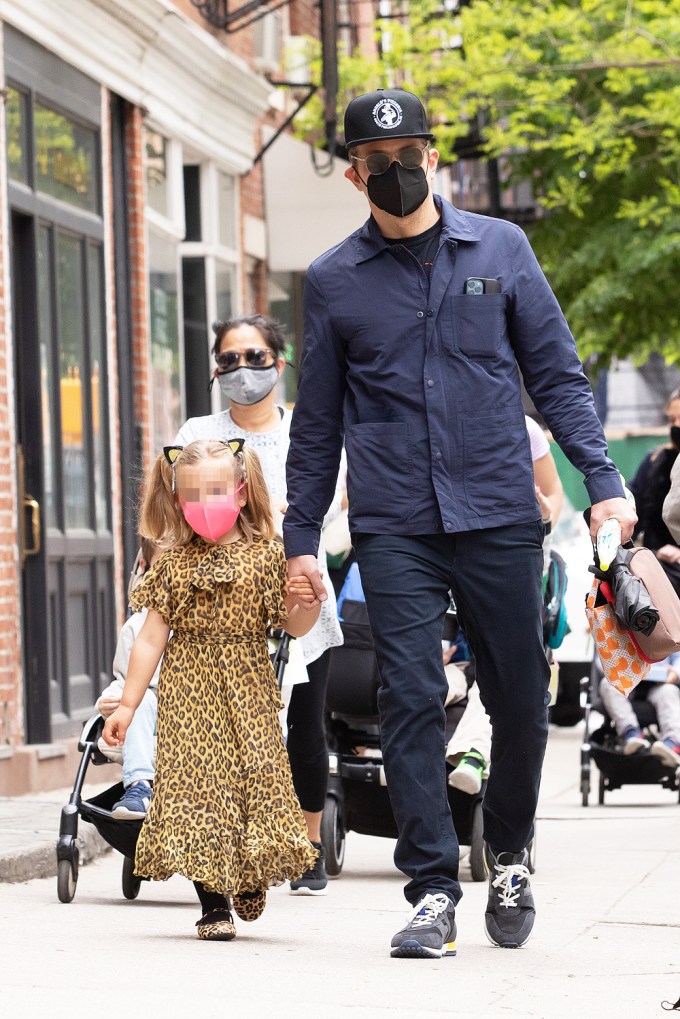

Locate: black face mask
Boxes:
[670,425,680,449]
[367,163,429,218]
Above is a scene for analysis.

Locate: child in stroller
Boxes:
[579,654,680,806]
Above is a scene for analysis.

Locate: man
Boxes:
[283,88,636,958]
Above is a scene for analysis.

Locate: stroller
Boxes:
[579,656,680,807]
[56,635,292,903]
[320,580,537,883]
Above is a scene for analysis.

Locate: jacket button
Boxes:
[416,310,424,318]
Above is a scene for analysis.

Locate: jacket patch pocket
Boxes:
[449,293,506,359]
[345,422,414,525]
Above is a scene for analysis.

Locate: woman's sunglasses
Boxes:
[216,348,274,373]
[351,144,428,177]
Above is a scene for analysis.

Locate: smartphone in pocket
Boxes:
[464,277,501,295]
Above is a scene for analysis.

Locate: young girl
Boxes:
[103,439,320,941]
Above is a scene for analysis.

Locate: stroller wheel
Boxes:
[320,795,345,877]
[57,859,77,903]
[469,801,486,882]
[122,856,142,900]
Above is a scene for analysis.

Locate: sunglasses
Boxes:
[351,144,429,177]
[216,348,274,373]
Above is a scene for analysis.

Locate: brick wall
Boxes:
[0,28,23,746]
[126,105,154,478]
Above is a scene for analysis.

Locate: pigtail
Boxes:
[239,446,276,544]
[138,453,194,547]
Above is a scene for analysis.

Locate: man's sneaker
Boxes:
[649,736,680,768]
[289,840,327,895]
[484,844,535,949]
[621,726,649,756]
[449,749,486,794]
[390,893,457,959]
[111,781,152,819]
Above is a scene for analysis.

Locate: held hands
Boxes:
[102,705,135,747]
[288,574,326,609]
[588,497,637,544]
[287,555,328,608]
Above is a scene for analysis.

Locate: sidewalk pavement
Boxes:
[0,721,679,1018]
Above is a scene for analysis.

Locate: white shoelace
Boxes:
[407,893,451,928]
[491,861,530,909]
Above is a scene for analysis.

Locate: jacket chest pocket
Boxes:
[447,294,507,359]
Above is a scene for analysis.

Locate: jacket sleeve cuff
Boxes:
[283,527,321,560]
[585,467,626,505]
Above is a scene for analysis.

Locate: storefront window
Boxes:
[6,86,28,184]
[57,233,89,528]
[34,103,98,212]
[149,230,182,452]
[88,245,109,530]
[146,130,169,218]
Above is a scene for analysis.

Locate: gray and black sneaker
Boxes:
[390,892,457,959]
[484,844,535,948]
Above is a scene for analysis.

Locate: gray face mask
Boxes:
[217,365,279,405]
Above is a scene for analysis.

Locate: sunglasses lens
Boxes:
[217,352,240,372]
[399,146,426,169]
[365,153,391,175]
[245,348,269,367]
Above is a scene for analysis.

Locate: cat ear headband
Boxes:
[162,439,246,490]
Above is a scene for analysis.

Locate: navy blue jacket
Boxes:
[284,196,623,559]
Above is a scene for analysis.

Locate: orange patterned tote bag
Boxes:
[585,577,652,696]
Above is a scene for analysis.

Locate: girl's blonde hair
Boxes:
[139,440,275,547]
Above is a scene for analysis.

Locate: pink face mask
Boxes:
[180,485,245,542]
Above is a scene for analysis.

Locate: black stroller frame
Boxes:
[56,634,292,903]
[320,598,537,882]
[579,657,680,807]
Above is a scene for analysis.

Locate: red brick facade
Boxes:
[0,37,21,748]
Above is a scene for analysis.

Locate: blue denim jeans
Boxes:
[122,687,157,788]
[354,522,550,906]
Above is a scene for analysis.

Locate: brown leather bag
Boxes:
[625,547,680,660]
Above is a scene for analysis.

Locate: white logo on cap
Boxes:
[372,98,403,131]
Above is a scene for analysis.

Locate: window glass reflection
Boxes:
[35,103,98,212]
[6,86,28,184]
[149,230,182,452]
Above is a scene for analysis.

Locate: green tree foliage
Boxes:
[295,0,680,366]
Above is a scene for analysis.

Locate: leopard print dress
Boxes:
[129,535,317,895]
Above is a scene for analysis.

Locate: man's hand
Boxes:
[287,554,327,608]
[589,497,637,544]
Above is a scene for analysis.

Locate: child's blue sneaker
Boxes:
[621,727,649,756]
[112,781,153,819]
[649,736,680,768]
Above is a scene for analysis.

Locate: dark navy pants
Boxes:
[353,522,550,906]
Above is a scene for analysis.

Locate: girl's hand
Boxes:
[102,705,135,746]
[288,574,325,609]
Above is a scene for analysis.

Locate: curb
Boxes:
[0,826,112,884]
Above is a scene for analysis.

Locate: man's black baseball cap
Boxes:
[344,88,435,150]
